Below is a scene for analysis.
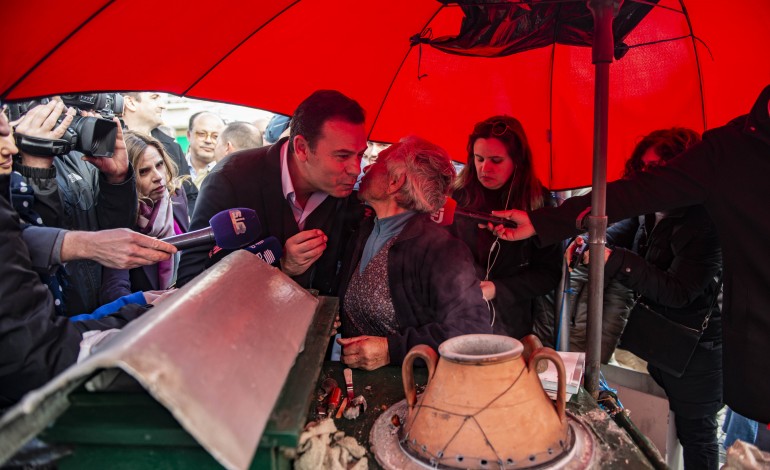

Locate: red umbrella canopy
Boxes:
[2,0,769,190]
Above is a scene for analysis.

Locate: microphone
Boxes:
[430,197,517,227]
[162,208,260,250]
[430,197,456,226]
[207,236,283,268]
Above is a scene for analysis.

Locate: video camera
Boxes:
[8,93,124,158]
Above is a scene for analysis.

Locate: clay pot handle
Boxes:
[528,347,567,425]
[402,345,438,410]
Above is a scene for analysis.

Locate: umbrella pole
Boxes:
[585,0,621,399]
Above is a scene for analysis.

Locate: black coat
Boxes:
[604,207,722,343]
[177,138,362,294]
[531,85,770,423]
[338,213,493,364]
[450,188,562,339]
[0,175,147,407]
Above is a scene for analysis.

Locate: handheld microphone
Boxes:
[161,208,260,250]
[207,236,283,268]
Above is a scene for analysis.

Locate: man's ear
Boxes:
[226,141,236,154]
[293,135,310,162]
[124,96,137,112]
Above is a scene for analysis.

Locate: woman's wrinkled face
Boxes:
[473,137,514,190]
[136,146,168,202]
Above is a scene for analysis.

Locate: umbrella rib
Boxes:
[182,0,302,96]
[1,0,116,99]
[679,0,708,131]
[368,4,446,142]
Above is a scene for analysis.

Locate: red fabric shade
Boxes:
[2,0,768,190]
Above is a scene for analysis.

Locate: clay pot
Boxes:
[401,334,568,469]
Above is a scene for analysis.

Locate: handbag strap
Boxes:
[631,271,723,333]
[701,273,723,332]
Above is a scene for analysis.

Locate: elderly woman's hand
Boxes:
[337,336,389,371]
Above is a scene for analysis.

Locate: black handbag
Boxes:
[619,278,722,378]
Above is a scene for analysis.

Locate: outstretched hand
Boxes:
[62,228,177,269]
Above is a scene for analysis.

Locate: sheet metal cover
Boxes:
[5,251,319,470]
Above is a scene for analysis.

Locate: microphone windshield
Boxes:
[430,197,456,226]
[243,236,283,267]
[209,208,261,250]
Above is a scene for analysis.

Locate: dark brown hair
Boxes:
[453,115,545,211]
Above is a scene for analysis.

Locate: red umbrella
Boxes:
[2,0,768,190]
[2,0,768,395]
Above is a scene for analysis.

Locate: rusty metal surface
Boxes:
[0,251,319,470]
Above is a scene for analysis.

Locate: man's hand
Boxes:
[281,229,327,276]
[481,209,536,241]
[14,101,75,167]
[61,228,177,269]
[337,336,390,371]
[82,117,129,184]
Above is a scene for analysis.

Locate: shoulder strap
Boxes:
[701,273,723,332]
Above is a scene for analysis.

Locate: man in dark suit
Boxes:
[177,90,367,295]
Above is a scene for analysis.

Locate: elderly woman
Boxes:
[336,136,492,370]
[100,131,189,303]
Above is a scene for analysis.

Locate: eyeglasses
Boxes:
[194,130,219,141]
[474,120,516,137]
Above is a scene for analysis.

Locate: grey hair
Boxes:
[383,136,456,213]
[220,121,263,151]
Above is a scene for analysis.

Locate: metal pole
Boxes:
[585,0,621,399]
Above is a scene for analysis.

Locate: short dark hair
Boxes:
[289,90,365,153]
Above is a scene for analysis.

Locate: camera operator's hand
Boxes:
[81,117,129,184]
[60,228,177,269]
[14,100,75,166]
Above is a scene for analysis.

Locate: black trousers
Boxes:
[648,341,723,470]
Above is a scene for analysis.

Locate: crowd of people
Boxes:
[2,84,769,468]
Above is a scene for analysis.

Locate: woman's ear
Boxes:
[388,172,407,194]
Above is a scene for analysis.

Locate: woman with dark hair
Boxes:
[581,127,723,469]
[100,131,189,303]
[450,116,562,339]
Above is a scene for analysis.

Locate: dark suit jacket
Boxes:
[177,138,363,294]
